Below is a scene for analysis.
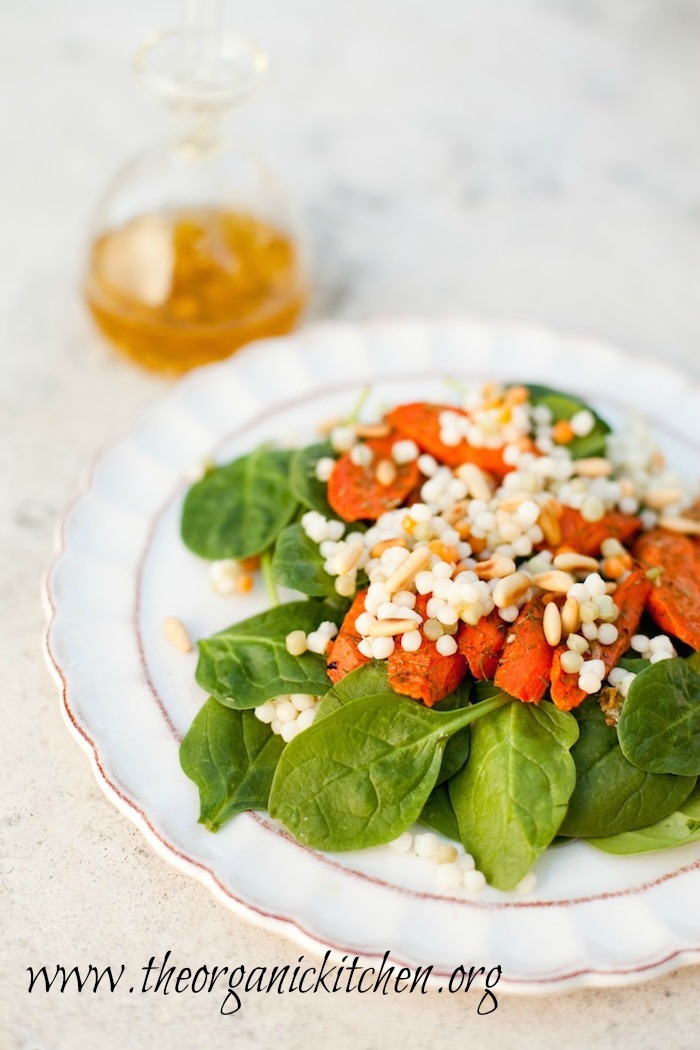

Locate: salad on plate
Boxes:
[175,381,700,893]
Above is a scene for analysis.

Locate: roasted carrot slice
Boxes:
[386,402,509,477]
[326,590,370,684]
[327,433,420,522]
[557,507,642,556]
[387,595,468,707]
[493,598,553,703]
[633,530,700,649]
[457,609,508,680]
[550,569,651,711]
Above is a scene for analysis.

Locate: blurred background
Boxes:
[4,0,700,384]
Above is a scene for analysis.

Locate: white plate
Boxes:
[44,318,700,993]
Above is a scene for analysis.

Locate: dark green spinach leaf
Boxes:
[559,702,695,838]
[524,383,610,459]
[449,699,579,889]
[420,782,460,840]
[317,662,471,785]
[181,447,297,560]
[290,442,336,517]
[618,659,700,776]
[271,522,339,598]
[586,786,700,855]
[268,691,509,851]
[196,600,339,708]
[180,698,285,831]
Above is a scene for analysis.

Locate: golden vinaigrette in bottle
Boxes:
[84,24,309,373]
[86,207,307,373]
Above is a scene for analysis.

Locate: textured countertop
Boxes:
[2,1,700,1047]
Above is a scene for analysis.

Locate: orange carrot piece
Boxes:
[325,590,370,684]
[386,402,509,477]
[387,595,468,707]
[550,569,650,711]
[327,433,420,522]
[556,507,642,557]
[493,598,553,703]
[457,609,508,680]
[633,530,700,649]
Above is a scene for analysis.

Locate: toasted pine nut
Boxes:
[538,502,562,546]
[384,547,432,594]
[474,556,517,580]
[455,463,494,501]
[442,500,471,525]
[561,596,580,635]
[618,478,635,498]
[334,540,365,575]
[572,458,613,478]
[605,581,618,594]
[530,570,576,593]
[552,552,600,574]
[367,618,421,637]
[651,451,666,470]
[353,422,391,439]
[658,515,700,536]
[375,459,398,487]
[492,572,531,609]
[644,487,684,510]
[543,601,562,646]
[453,518,472,540]
[370,537,408,558]
[504,385,529,406]
[163,616,192,653]
[317,416,344,436]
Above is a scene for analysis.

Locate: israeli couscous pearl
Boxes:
[631,634,650,653]
[314,456,336,482]
[560,650,584,674]
[414,832,440,858]
[463,869,487,893]
[401,630,423,652]
[436,634,458,656]
[254,702,275,724]
[388,832,413,853]
[650,650,673,664]
[285,630,308,656]
[280,721,301,743]
[437,863,464,890]
[516,871,538,894]
[597,623,619,646]
[296,708,317,731]
[392,439,420,464]
[579,672,602,695]
[290,693,316,711]
[370,636,395,660]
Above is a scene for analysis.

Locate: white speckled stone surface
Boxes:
[2,1,700,1046]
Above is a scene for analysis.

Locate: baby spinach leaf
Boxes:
[196,600,339,708]
[316,662,391,720]
[420,782,461,841]
[586,786,700,855]
[268,691,509,851]
[290,442,336,517]
[618,659,700,776]
[317,662,471,785]
[271,523,339,598]
[181,446,297,560]
[559,703,696,838]
[449,700,579,890]
[180,698,285,832]
[524,383,611,459]
[617,656,651,674]
[433,683,472,785]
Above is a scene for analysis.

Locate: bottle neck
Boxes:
[169,107,225,159]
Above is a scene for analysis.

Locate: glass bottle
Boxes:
[84,17,308,373]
